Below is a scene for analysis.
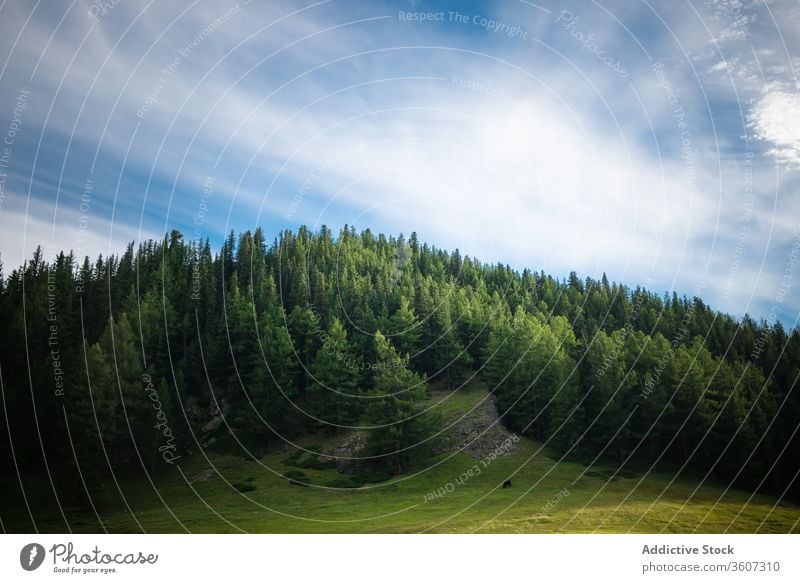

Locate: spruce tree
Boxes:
[308,318,362,426]
[364,332,437,473]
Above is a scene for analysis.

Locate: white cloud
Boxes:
[709,60,729,73]
[1,0,799,324]
[0,197,158,271]
[748,88,800,170]
[269,82,720,289]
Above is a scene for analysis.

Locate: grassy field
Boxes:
[3,381,798,533]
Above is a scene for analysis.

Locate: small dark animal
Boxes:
[502,479,512,489]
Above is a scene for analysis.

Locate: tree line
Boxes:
[0,225,797,506]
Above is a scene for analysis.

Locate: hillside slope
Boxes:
[2,380,796,533]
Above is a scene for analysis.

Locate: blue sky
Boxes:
[0,0,798,326]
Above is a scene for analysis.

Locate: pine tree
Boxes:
[308,318,362,426]
[430,296,472,389]
[364,332,436,473]
[1,224,798,501]
[66,341,117,482]
[100,313,152,464]
[385,296,421,364]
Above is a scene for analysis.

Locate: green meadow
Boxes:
[4,382,797,534]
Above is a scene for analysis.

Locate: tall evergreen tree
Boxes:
[365,332,435,473]
[308,318,362,426]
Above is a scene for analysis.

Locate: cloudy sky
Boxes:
[0,0,798,325]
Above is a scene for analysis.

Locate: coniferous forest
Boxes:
[1,224,798,520]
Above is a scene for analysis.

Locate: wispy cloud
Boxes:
[0,0,798,323]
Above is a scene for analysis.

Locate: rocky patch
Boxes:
[432,393,520,459]
[326,432,370,474]
[189,467,217,483]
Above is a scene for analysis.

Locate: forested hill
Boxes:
[0,226,798,500]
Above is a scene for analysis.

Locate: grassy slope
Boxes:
[3,380,798,533]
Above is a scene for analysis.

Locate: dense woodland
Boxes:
[0,226,798,504]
